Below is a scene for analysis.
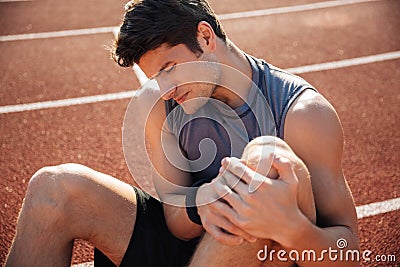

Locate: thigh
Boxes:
[56,163,137,266]
[189,233,295,267]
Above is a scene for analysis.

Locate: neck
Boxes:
[211,39,254,109]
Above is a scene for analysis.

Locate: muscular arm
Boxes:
[143,94,203,240]
[284,89,359,266]
[144,93,254,243]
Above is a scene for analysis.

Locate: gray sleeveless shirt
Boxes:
[164,54,316,183]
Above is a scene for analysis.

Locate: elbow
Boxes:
[171,226,204,241]
[164,209,204,241]
[167,221,204,241]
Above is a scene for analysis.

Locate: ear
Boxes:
[196,21,217,52]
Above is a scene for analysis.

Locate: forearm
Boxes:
[286,215,360,267]
[163,203,204,240]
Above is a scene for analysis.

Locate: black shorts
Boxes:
[94,187,200,267]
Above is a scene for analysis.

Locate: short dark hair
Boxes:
[112,0,227,67]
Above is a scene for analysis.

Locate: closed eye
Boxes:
[164,63,176,73]
[153,62,176,78]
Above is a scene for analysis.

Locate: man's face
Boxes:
[138,43,221,114]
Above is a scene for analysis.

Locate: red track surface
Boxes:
[0,0,399,266]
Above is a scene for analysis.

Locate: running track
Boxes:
[0,0,399,266]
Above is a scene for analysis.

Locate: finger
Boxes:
[222,157,270,193]
[222,157,255,185]
[206,224,244,246]
[208,209,257,244]
[220,168,241,188]
[207,201,257,243]
[220,170,249,197]
[220,218,258,243]
[248,173,268,193]
[196,182,221,206]
[272,156,298,185]
[213,182,243,209]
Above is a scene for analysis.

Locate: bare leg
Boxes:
[189,233,295,267]
[6,163,137,267]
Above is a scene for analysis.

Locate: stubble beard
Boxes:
[181,53,221,114]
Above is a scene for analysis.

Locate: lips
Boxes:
[174,92,189,104]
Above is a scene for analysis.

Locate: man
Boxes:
[6,0,359,266]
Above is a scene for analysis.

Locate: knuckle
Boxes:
[223,174,234,187]
[208,202,219,212]
[242,193,254,206]
[238,218,250,229]
[231,214,242,226]
[244,192,254,201]
[215,175,225,184]
[201,216,212,227]
[223,186,232,197]
[211,180,219,190]
[202,222,212,233]
[204,195,215,205]
[213,232,224,242]
[280,157,293,168]
[197,205,205,213]
[213,184,225,198]
[231,162,244,174]
[243,168,255,180]
[240,205,252,217]
[224,223,236,233]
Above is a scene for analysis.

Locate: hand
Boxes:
[218,155,305,248]
[196,179,258,246]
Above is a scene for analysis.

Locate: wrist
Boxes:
[185,187,202,225]
[284,210,312,249]
[185,179,210,225]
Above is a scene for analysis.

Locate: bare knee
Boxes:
[242,137,316,223]
[26,163,89,223]
[27,165,65,209]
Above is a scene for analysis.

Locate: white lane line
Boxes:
[0,0,31,2]
[71,263,93,267]
[0,0,381,42]
[70,197,400,267]
[0,26,117,42]
[218,0,379,20]
[1,51,399,114]
[356,197,400,219]
[286,51,400,74]
[0,91,136,114]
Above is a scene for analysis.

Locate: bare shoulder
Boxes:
[133,84,166,131]
[288,89,340,122]
[135,81,165,115]
[284,89,344,163]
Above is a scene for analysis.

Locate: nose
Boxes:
[161,86,177,100]
[155,76,174,100]
[154,74,176,100]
